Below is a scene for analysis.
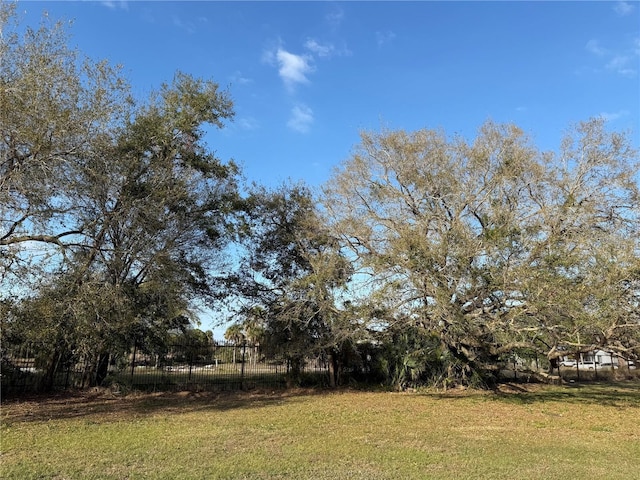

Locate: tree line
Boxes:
[2,5,639,389]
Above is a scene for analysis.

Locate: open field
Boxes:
[2,382,639,479]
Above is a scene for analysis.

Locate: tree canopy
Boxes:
[2,4,638,390]
[322,119,639,385]
[1,6,240,386]
[230,183,356,385]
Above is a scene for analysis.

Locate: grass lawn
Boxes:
[2,382,639,479]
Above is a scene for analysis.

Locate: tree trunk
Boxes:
[286,356,303,388]
[40,349,62,392]
[94,352,110,386]
[328,351,337,388]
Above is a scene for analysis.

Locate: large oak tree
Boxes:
[1,6,240,386]
[322,119,639,385]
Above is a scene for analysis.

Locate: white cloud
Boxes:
[287,104,314,133]
[261,48,276,65]
[171,15,207,34]
[305,39,334,58]
[101,1,128,10]
[599,110,629,122]
[326,7,345,29]
[237,117,260,131]
[172,16,196,34]
[304,38,352,58]
[230,71,253,86]
[585,38,639,77]
[606,54,636,76]
[585,39,607,56]
[273,48,314,91]
[376,30,396,47]
[614,1,634,16]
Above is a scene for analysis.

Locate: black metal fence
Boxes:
[5,340,636,396]
[1,341,330,396]
[498,352,639,384]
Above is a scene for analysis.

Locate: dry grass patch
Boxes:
[2,383,639,479]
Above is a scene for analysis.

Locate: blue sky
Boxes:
[16,1,640,335]
[19,0,640,189]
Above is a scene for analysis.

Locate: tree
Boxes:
[70,70,238,346]
[515,119,640,364]
[231,183,356,386]
[1,7,240,387]
[240,306,266,365]
[322,119,639,386]
[1,5,130,282]
[224,323,245,365]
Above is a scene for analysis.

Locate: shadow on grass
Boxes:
[497,381,640,408]
[427,380,640,409]
[3,381,639,425]
[0,386,335,425]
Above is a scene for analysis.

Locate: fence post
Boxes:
[188,342,194,382]
[64,359,71,389]
[240,341,247,389]
[130,341,137,384]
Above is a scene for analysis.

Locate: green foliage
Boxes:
[364,327,444,390]
[1,7,240,388]
[231,183,356,385]
[323,118,640,386]
[2,5,639,393]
